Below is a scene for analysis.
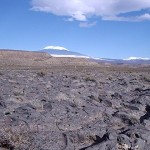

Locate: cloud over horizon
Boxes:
[31,0,150,22]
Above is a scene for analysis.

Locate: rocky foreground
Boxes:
[0,65,150,150]
[0,50,150,150]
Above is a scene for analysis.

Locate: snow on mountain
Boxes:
[49,54,89,58]
[40,46,90,58]
[43,46,69,51]
[40,46,150,64]
[124,57,150,60]
[92,57,118,61]
[92,57,150,65]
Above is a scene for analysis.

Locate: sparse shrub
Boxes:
[85,76,96,82]
[129,116,139,125]
[142,76,150,82]
[88,95,95,99]
[1,124,35,150]
[108,77,112,80]
[34,58,43,61]
[0,133,14,150]
[37,70,47,77]
[0,72,3,75]
[13,88,24,96]
[71,76,77,80]
[88,95,102,103]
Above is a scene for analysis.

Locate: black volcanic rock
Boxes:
[0,61,150,149]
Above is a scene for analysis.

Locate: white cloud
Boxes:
[102,13,150,22]
[136,13,150,21]
[31,0,150,22]
[43,46,69,51]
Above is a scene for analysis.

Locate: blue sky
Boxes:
[0,0,150,59]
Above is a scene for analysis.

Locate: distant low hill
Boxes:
[0,49,51,68]
[0,49,149,71]
[0,49,97,69]
[0,49,50,60]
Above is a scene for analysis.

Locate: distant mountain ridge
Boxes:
[40,47,90,58]
[124,57,150,61]
[0,48,150,65]
[92,57,150,65]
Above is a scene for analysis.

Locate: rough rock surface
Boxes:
[0,66,150,150]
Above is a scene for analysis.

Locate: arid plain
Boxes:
[0,50,150,150]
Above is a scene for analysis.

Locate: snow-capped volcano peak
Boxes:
[124,57,150,60]
[40,46,90,58]
[43,46,69,51]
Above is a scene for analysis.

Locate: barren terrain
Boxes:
[0,50,150,150]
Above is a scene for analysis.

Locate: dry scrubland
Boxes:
[0,50,150,150]
[0,50,97,69]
